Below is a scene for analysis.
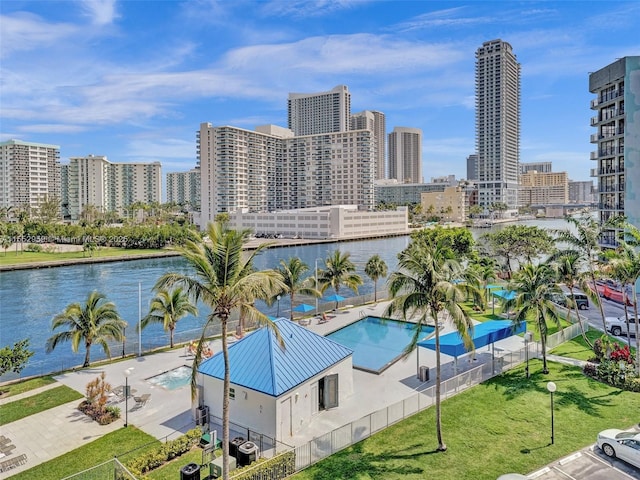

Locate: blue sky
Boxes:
[1,1,639,182]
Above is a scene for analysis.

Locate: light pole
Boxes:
[276,295,281,318]
[547,381,556,444]
[315,258,323,314]
[524,331,533,379]
[124,368,132,427]
[122,325,126,358]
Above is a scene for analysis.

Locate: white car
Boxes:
[596,429,640,468]
[604,316,638,336]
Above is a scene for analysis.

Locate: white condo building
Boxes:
[475,39,521,210]
[166,168,200,208]
[287,85,351,136]
[0,139,60,213]
[589,56,640,246]
[197,122,375,226]
[65,155,161,220]
[351,110,386,180]
[388,127,422,184]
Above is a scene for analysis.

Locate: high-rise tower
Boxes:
[388,127,422,184]
[589,56,640,246]
[475,39,521,210]
[287,85,351,136]
[351,110,386,179]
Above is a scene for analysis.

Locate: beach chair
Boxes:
[133,393,151,408]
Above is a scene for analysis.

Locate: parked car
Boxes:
[552,292,589,310]
[596,429,640,468]
[604,316,638,336]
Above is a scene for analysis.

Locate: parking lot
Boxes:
[528,443,639,479]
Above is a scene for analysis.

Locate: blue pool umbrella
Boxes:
[293,303,315,313]
[324,294,346,302]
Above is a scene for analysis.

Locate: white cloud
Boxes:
[18,124,88,134]
[79,0,119,25]
[0,12,78,58]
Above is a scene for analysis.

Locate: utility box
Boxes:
[196,405,209,426]
[418,366,430,382]
[229,437,246,458]
[210,456,236,478]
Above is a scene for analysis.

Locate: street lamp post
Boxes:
[315,258,323,314]
[122,325,126,358]
[124,368,132,427]
[524,331,533,379]
[547,381,556,444]
[276,295,281,318]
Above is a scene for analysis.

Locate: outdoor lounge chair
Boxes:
[133,393,151,408]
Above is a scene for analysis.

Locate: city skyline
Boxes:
[2,1,639,181]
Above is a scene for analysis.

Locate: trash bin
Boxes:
[180,462,200,480]
[229,437,246,458]
[418,366,429,382]
[237,441,259,467]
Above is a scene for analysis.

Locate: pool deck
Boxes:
[1,300,528,475]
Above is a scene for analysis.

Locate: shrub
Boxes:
[79,372,120,425]
[25,243,43,252]
[610,343,634,364]
[126,427,202,476]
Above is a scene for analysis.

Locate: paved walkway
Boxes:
[0,302,560,478]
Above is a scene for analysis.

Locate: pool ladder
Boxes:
[359,310,366,319]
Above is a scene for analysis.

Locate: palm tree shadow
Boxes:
[308,441,437,480]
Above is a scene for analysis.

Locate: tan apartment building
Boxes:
[519,171,568,206]
[421,185,467,223]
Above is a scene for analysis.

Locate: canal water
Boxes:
[0,217,571,380]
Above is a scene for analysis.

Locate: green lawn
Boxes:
[292,360,638,480]
[9,427,158,480]
[0,376,56,397]
[0,247,171,265]
[0,385,83,425]
[551,330,637,361]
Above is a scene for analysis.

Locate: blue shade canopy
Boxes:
[198,319,353,396]
[418,320,526,358]
[492,289,516,300]
[324,294,346,302]
[485,284,503,290]
[293,303,315,313]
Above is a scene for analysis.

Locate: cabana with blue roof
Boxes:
[417,320,526,376]
[198,319,354,443]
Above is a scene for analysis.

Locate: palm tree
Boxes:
[154,222,284,480]
[140,287,198,348]
[275,257,320,322]
[555,213,622,332]
[506,263,562,374]
[317,250,363,309]
[46,291,126,368]
[365,254,388,302]
[606,223,640,374]
[384,241,475,452]
[550,250,593,348]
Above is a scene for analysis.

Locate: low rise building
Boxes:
[420,186,468,223]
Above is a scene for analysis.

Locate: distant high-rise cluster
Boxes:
[475,39,521,210]
[197,86,405,224]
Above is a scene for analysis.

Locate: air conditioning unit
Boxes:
[418,366,430,382]
[237,441,259,467]
[209,456,236,478]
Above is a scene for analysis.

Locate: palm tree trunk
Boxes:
[169,327,175,349]
[373,279,378,302]
[622,290,632,347]
[633,288,640,376]
[540,326,549,374]
[568,286,592,348]
[589,268,608,333]
[83,342,91,367]
[434,311,446,451]
[221,315,230,480]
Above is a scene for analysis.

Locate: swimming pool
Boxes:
[326,316,435,374]
[147,365,192,390]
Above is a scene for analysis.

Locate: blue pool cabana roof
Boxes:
[417,320,525,358]
[198,319,353,397]
[492,289,516,301]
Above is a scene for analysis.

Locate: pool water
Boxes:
[147,365,192,390]
[326,316,434,373]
